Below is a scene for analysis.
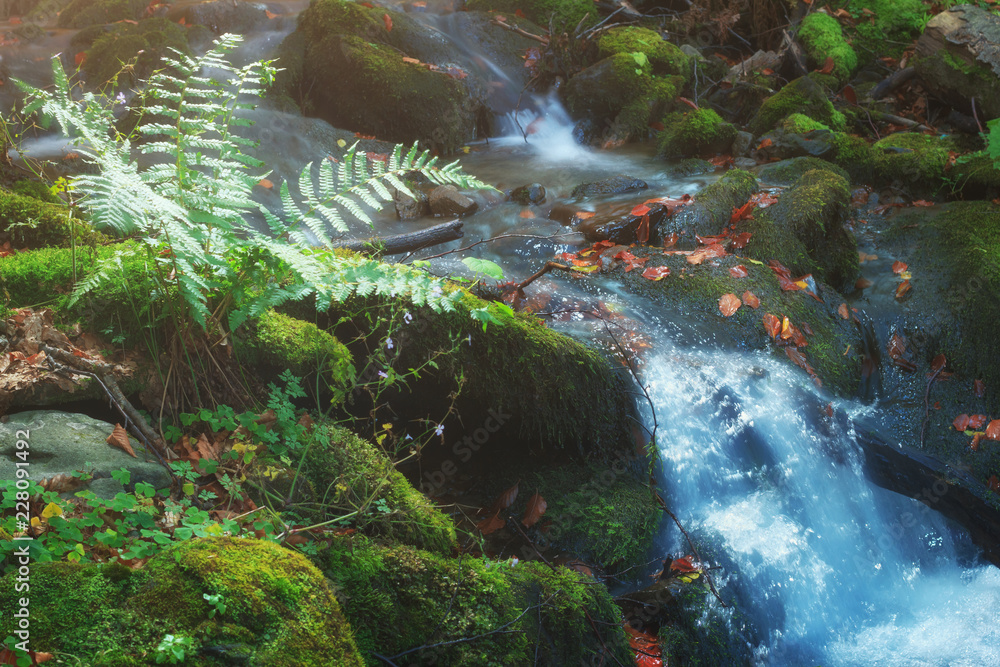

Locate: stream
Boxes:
[3,3,1000,665]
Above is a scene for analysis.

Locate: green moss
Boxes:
[950,151,1000,195]
[798,12,858,82]
[83,18,189,88]
[237,310,356,405]
[756,156,849,186]
[0,539,365,665]
[848,0,926,55]
[57,0,146,28]
[874,132,959,188]
[749,76,846,136]
[466,0,594,28]
[317,534,631,666]
[597,26,690,78]
[301,424,458,554]
[10,179,60,204]
[657,108,738,158]
[829,130,876,182]
[781,112,830,135]
[0,188,106,249]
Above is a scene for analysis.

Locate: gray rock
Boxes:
[732,157,758,170]
[0,411,171,499]
[508,183,546,205]
[571,174,648,198]
[732,131,754,157]
[429,185,478,217]
[172,0,271,35]
[394,188,430,219]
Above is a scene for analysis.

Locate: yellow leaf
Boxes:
[462,146,470,154]
[30,517,40,527]
[182,482,195,495]
[337,139,347,148]
[42,502,63,519]
[899,270,912,280]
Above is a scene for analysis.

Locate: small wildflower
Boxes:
[115,92,126,106]
[405,434,413,441]
[386,337,394,350]
[378,371,388,379]
[434,424,444,436]
[510,557,519,567]
[403,311,413,324]
[466,334,472,346]
[430,286,444,299]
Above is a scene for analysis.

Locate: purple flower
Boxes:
[434,424,444,436]
[115,92,126,106]
[386,337,394,350]
[403,311,413,324]
[378,371,388,379]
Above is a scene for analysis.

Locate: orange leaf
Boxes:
[892,260,908,274]
[742,290,760,309]
[856,277,873,289]
[642,266,671,281]
[383,13,393,31]
[729,265,748,278]
[895,279,911,299]
[730,200,756,223]
[631,204,651,217]
[257,178,273,189]
[763,313,781,338]
[522,492,547,527]
[107,424,137,458]
[519,208,535,219]
[265,9,278,19]
[678,97,699,110]
[178,16,186,25]
[402,56,421,65]
[9,17,21,25]
[912,200,934,207]
[74,52,87,66]
[838,303,849,319]
[817,56,835,74]
[636,213,650,244]
[780,316,808,347]
[953,414,971,431]
[968,414,988,430]
[662,232,679,248]
[477,512,505,535]
[757,138,773,150]
[670,555,698,573]
[719,293,741,316]
[986,420,1000,441]
[515,8,526,17]
[729,231,752,249]
[974,379,986,397]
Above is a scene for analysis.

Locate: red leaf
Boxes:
[986,420,1000,441]
[495,482,519,510]
[631,204,651,217]
[383,13,393,30]
[838,303,850,319]
[729,265,748,278]
[265,9,278,19]
[615,250,648,272]
[107,424,137,458]
[729,232,752,249]
[953,414,971,431]
[477,512,505,535]
[763,313,781,338]
[912,200,934,207]
[931,354,947,372]
[719,293,741,316]
[785,347,821,387]
[522,492,547,527]
[636,214,650,244]
[669,555,698,573]
[642,266,672,281]
[968,414,988,430]
[75,51,87,66]
[678,97,699,110]
[730,200,756,223]
[662,232,679,249]
[817,56,835,74]
[975,379,986,397]
[757,138,773,151]
[842,84,857,105]
[780,316,808,347]
[895,279,911,299]
[257,178,273,189]
[892,260,908,274]
[989,475,1000,493]
[742,290,760,309]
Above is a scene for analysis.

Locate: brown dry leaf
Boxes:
[107,424,137,458]
[856,277,873,289]
[838,303,850,319]
[477,512,505,535]
[763,313,781,338]
[892,260,908,274]
[895,280,912,299]
[719,293,741,316]
[522,492,547,527]
[194,433,217,463]
[742,291,760,309]
[986,420,1000,441]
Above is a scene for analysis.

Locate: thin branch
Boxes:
[405,231,577,262]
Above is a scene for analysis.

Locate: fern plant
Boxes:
[15,34,490,337]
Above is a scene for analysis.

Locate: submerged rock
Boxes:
[571,174,648,198]
[429,184,479,216]
[508,183,546,205]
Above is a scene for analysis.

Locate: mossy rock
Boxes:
[828,130,876,182]
[57,0,146,28]
[873,132,959,190]
[0,187,107,249]
[597,26,690,78]
[657,108,738,158]
[317,534,632,666]
[82,18,190,88]
[950,151,1000,197]
[742,169,858,291]
[236,309,356,405]
[589,247,861,395]
[780,112,830,135]
[748,76,846,136]
[798,12,858,83]
[466,0,593,29]
[756,156,849,186]
[849,0,926,58]
[666,168,759,241]
[299,424,458,554]
[285,0,476,151]
[563,53,682,143]
[0,538,365,666]
[10,179,60,203]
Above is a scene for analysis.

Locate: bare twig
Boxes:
[492,17,549,44]
[405,231,577,262]
[920,364,945,448]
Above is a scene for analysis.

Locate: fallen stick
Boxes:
[333,219,464,255]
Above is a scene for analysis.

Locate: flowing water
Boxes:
[4,4,1000,664]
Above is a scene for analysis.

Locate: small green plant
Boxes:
[154,634,197,664]
[203,593,227,618]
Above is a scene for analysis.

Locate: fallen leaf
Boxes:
[975,379,986,397]
[402,56,421,65]
[642,266,671,281]
[519,208,535,219]
[729,231,752,248]
[678,96,699,110]
[757,138,774,150]
[662,232,679,248]
[987,420,1000,441]
[265,9,278,19]
[931,354,947,372]
[785,347,822,387]
[477,512,505,535]
[257,178,273,189]
[892,260,908,275]
[912,200,934,207]
[730,200,756,223]
[383,13,393,31]
[631,204,651,217]
[895,279,911,299]
[968,414,988,430]
[953,414,971,431]
[817,56,835,75]
[842,84,857,105]
[763,313,781,338]
[719,293,741,316]
[729,265,749,278]
[856,277,873,289]
[107,424,137,458]
[75,51,87,66]
[670,555,698,573]
[780,316,808,347]
[838,303,850,319]
[522,492,547,527]
[742,290,760,309]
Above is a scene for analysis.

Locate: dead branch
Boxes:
[492,17,548,44]
[333,219,464,256]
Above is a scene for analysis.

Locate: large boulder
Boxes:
[657,107,738,158]
[0,411,171,499]
[748,76,847,136]
[915,5,1000,121]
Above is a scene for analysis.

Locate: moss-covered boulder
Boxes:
[597,26,690,78]
[742,169,859,291]
[748,76,846,136]
[297,424,458,554]
[0,538,365,666]
[57,0,146,28]
[77,17,190,88]
[278,0,477,151]
[797,11,857,83]
[318,534,632,665]
[563,53,682,144]
[0,187,106,249]
[236,309,356,405]
[466,0,593,28]
[756,156,850,186]
[874,131,959,191]
[666,168,759,241]
[657,107,738,158]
